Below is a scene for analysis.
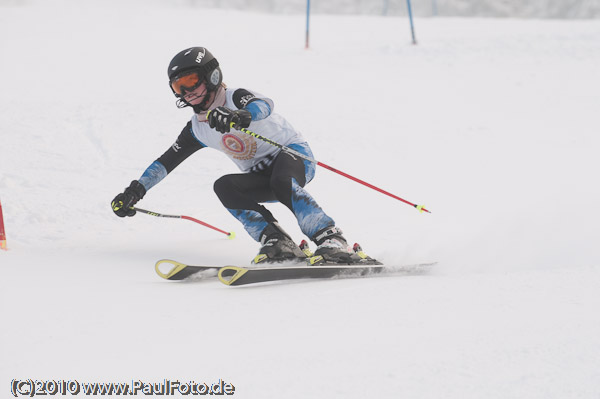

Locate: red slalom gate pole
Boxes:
[0,198,7,250]
[133,207,235,239]
[222,119,431,214]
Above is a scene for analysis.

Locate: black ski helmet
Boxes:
[167,47,223,109]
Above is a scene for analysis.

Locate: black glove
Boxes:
[111,180,146,217]
[208,106,252,134]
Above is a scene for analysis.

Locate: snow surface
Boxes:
[1,2,600,398]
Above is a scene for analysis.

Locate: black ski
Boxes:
[155,242,380,281]
[217,263,386,286]
[155,242,433,284]
[156,259,436,285]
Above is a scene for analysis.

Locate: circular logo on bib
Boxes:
[221,133,257,160]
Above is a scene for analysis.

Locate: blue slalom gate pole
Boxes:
[406,0,417,44]
[305,0,311,49]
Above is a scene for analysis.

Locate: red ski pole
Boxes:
[315,161,429,213]
[133,207,235,239]
[220,118,431,214]
[0,198,7,250]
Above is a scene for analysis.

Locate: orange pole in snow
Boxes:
[0,198,7,250]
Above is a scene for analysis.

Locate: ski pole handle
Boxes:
[133,207,235,239]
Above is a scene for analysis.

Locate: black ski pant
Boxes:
[214,151,306,224]
[213,148,334,241]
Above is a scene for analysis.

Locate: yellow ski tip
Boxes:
[227,231,236,240]
[218,266,248,286]
[155,259,187,280]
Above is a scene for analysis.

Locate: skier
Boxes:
[111,46,360,264]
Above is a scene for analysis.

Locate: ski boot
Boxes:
[308,226,382,266]
[309,226,356,265]
[252,222,307,264]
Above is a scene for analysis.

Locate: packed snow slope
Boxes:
[1,2,599,398]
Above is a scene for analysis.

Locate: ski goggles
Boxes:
[170,70,204,95]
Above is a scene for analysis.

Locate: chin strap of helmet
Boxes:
[176,84,221,112]
[192,101,210,113]
[194,85,227,120]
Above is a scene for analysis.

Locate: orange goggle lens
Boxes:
[170,71,202,95]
